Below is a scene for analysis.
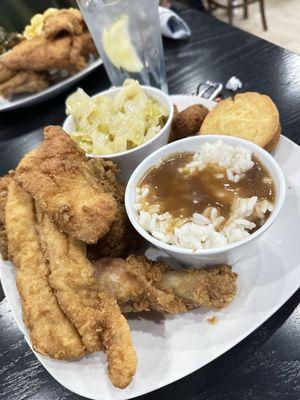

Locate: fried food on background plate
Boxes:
[0,70,49,98]
[0,35,86,74]
[92,256,238,313]
[0,62,15,84]
[199,92,281,152]
[5,179,86,360]
[79,29,98,57]
[36,210,137,388]
[15,126,117,244]
[0,8,98,99]
[0,175,10,260]
[0,8,97,75]
[43,8,84,38]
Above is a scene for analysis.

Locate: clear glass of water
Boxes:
[77,0,168,92]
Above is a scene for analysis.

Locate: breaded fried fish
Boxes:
[5,180,86,360]
[0,70,49,99]
[43,8,84,38]
[36,210,137,388]
[93,256,238,313]
[0,175,10,260]
[0,35,85,73]
[15,126,117,243]
[88,160,140,259]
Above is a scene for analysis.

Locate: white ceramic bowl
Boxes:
[125,135,286,267]
[63,86,173,182]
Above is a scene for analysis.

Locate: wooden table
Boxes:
[0,6,299,400]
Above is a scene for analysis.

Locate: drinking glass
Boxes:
[77,0,168,92]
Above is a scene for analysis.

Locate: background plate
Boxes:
[0,95,299,400]
[0,58,102,112]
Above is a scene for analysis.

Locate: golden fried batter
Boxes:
[79,29,97,57]
[0,70,49,99]
[36,210,137,388]
[0,175,10,260]
[0,8,98,98]
[88,160,140,259]
[0,35,86,74]
[43,8,84,38]
[0,62,14,84]
[15,126,117,244]
[5,180,86,360]
[93,256,238,313]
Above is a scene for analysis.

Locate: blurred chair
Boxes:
[206,0,267,30]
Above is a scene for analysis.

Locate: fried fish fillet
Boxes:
[0,70,49,99]
[0,62,14,84]
[0,35,86,74]
[79,29,98,57]
[88,160,140,259]
[5,180,86,360]
[93,256,238,313]
[0,175,10,260]
[15,126,117,243]
[36,210,137,388]
[0,8,97,95]
[43,8,84,38]
[42,9,97,60]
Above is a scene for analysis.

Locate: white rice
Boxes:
[135,141,274,250]
[181,140,254,183]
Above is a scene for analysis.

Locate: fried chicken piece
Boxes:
[15,126,117,244]
[0,35,86,74]
[5,180,86,360]
[36,210,137,388]
[88,160,140,259]
[0,62,14,84]
[43,9,84,38]
[69,34,89,73]
[0,70,49,99]
[93,256,238,313]
[79,29,98,57]
[0,175,10,260]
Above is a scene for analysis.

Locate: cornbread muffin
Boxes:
[199,92,281,152]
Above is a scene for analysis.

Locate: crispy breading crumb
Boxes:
[207,315,218,325]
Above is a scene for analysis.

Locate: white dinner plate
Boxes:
[0,95,299,400]
[0,58,102,112]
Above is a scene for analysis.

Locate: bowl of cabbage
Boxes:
[63,80,173,182]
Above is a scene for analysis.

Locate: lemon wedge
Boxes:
[102,15,143,73]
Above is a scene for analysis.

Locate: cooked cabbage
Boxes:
[65,79,168,155]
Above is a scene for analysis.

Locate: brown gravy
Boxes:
[138,152,275,223]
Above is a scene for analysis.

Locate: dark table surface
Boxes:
[0,6,299,400]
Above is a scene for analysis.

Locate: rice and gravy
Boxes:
[135,141,275,250]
